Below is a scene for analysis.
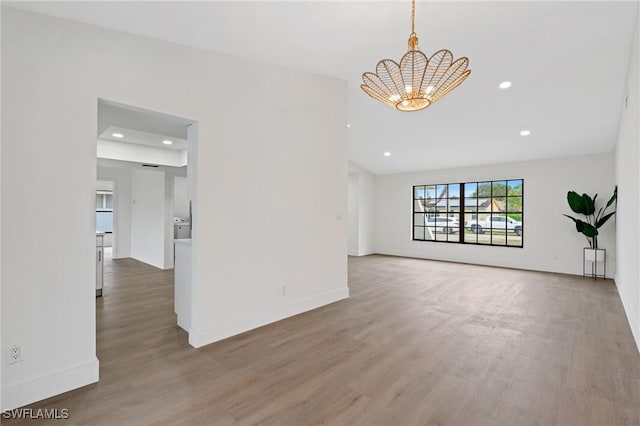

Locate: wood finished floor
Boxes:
[8,254,640,425]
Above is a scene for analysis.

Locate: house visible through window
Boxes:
[96,190,113,233]
[413,179,523,247]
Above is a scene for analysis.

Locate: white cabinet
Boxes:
[96,233,104,297]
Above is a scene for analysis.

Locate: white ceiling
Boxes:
[98,100,191,138]
[99,126,188,151]
[9,1,638,174]
[97,99,191,166]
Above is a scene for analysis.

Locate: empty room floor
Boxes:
[7,255,640,425]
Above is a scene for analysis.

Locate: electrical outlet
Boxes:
[281,285,287,296]
[9,345,22,364]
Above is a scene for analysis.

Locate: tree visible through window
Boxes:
[413,179,523,247]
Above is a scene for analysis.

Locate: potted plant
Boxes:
[563,187,617,269]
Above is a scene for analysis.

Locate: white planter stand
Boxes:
[583,247,606,279]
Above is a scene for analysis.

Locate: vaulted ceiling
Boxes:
[8,1,638,174]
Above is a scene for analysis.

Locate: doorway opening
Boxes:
[95,98,197,347]
[96,98,195,267]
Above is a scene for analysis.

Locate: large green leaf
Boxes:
[565,215,598,237]
[582,193,596,215]
[596,211,616,228]
[567,192,586,214]
[562,214,598,238]
[580,222,598,237]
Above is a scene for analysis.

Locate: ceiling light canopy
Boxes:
[361,0,471,112]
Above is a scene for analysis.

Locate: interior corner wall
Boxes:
[614,8,640,352]
[97,166,132,259]
[374,153,616,277]
[188,62,348,347]
[1,7,348,408]
[130,169,166,269]
[348,162,376,256]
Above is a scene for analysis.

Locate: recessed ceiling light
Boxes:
[384,152,391,157]
[520,130,531,136]
[347,124,351,128]
[162,140,173,145]
[499,81,512,89]
[112,133,124,138]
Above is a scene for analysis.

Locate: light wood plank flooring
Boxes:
[7,254,640,425]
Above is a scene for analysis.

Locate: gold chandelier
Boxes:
[361,0,471,112]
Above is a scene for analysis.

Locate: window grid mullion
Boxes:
[412,179,523,248]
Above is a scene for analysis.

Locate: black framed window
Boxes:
[413,179,523,247]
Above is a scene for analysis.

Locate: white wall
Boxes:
[0,5,4,409]
[1,7,347,409]
[374,153,616,277]
[97,166,132,259]
[615,8,640,351]
[130,169,166,269]
[358,166,375,256]
[163,171,175,269]
[348,172,358,255]
[173,176,189,219]
[348,162,376,256]
[95,180,113,191]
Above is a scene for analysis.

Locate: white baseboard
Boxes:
[2,358,99,410]
[130,256,165,270]
[374,248,616,279]
[347,251,374,257]
[188,287,349,348]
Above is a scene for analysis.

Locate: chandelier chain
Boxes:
[411,0,416,35]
